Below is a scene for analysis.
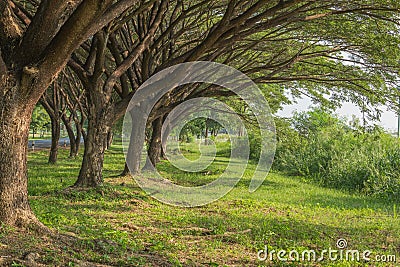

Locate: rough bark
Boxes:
[0,0,136,228]
[0,78,39,227]
[74,112,112,187]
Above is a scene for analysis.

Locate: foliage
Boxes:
[273,108,400,200]
[178,118,223,143]
[30,105,51,138]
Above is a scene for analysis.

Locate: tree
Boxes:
[291,107,344,137]
[40,80,64,164]
[59,69,87,158]
[0,0,145,227]
[143,116,165,171]
[68,1,178,185]
[30,105,50,139]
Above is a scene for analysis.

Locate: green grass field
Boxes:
[0,142,399,266]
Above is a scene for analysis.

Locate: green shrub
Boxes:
[273,108,400,200]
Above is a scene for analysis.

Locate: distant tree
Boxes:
[40,82,63,163]
[291,108,344,137]
[30,106,51,139]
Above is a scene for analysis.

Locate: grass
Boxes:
[0,142,399,266]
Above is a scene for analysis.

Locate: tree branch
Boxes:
[14,0,80,67]
[29,0,122,101]
[0,1,22,64]
[103,0,166,95]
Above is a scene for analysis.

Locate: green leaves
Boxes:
[274,108,400,200]
[30,105,51,137]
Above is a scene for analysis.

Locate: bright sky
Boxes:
[277,97,399,132]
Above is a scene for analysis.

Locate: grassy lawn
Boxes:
[0,143,398,266]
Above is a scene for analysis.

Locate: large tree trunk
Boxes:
[74,113,112,187]
[0,84,38,227]
[120,109,147,176]
[143,116,163,170]
[48,115,61,164]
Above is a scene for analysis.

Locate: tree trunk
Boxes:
[125,110,147,175]
[48,116,61,164]
[204,125,209,145]
[62,115,83,158]
[73,119,84,156]
[74,114,111,187]
[0,85,38,226]
[143,116,163,170]
[63,117,77,157]
[120,163,130,176]
[160,145,167,160]
[106,130,113,150]
[73,125,82,157]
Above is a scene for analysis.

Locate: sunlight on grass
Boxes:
[23,143,400,266]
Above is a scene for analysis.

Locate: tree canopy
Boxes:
[0,0,399,227]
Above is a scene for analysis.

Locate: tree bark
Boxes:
[62,114,81,158]
[73,121,83,157]
[62,116,77,157]
[74,113,112,187]
[143,116,163,170]
[40,80,63,164]
[120,163,130,176]
[204,124,209,145]
[160,144,167,160]
[0,81,38,227]
[106,130,113,150]
[48,115,61,164]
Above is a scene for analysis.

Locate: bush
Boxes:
[273,109,400,200]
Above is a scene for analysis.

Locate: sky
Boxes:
[277,97,399,132]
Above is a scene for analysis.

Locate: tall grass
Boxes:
[273,108,400,201]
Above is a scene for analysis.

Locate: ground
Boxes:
[0,143,399,266]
